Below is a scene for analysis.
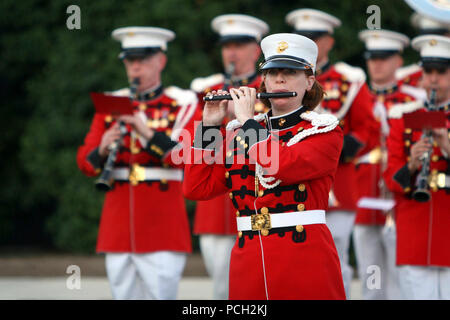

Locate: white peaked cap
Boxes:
[112,26,175,51]
[359,29,410,52]
[211,14,269,42]
[412,34,450,60]
[260,33,318,72]
[285,8,341,34]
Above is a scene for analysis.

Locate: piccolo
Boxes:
[203,91,297,101]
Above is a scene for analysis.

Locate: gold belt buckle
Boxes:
[129,164,145,186]
[437,173,446,189]
[251,213,272,235]
[429,170,437,192]
[368,147,382,164]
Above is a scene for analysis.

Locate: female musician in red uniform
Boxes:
[183,33,345,299]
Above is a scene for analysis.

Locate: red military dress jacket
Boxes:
[355,83,426,225]
[316,62,378,211]
[190,72,266,235]
[183,106,346,299]
[77,86,201,253]
[384,99,450,266]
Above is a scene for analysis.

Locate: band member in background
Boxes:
[285,8,379,298]
[184,33,346,299]
[77,27,201,299]
[354,29,425,300]
[384,35,450,299]
[395,12,450,87]
[190,14,269,299]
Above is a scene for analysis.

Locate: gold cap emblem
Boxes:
[429,39,437,46]
[277,41,289,53]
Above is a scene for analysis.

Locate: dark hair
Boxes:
[258,68,325,111]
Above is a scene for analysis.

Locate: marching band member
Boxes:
[183,33,346,299]
[77,27,201,299]
[190,14,269,299]
[384,35,450,299]
[354,29,424,300]
[285,8,379,298]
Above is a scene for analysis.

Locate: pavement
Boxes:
[0,277,362,300]
[0,252,362,300]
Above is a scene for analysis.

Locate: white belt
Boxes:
[112,166,183,182]
[356,147,383,165]
[236,210,326,232]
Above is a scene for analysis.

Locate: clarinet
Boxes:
[412,89,437,202]
[95,78,140,191]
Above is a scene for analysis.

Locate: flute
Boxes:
[203,91,297,101]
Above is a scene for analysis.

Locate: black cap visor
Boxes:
[294,30,329,41]
[419,28,449,36]
[119,47,162,60]
[364,50,400,60]
[260,55,313,71]
[421,57,450,71]
[218,35,257,45]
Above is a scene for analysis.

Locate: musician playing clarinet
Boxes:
[77,27,201,300]
[189,14,269,300]
[384,35,450,300]
[183,33,346,299]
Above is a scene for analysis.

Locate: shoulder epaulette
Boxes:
[388,100,424,119]
[106,88,130,97]
[165,86,198,107]
[190,74,225,93]
[334,62,366,83]
[286,112,339,146]
[395,64,422,81]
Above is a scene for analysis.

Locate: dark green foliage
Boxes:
[1,0,418,252]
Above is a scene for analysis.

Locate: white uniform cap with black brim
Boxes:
[112,26,175,59]
[358,29,410,60]
[412,34,450,68]
[259,33,318,72]
[211,14,269,44]
[285,8,341,40]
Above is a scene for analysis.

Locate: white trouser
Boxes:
[353,224,403,299]
[105,252,187,300]
[326,210,355,299]
[199,234,235,300]
[398,265,450,300]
